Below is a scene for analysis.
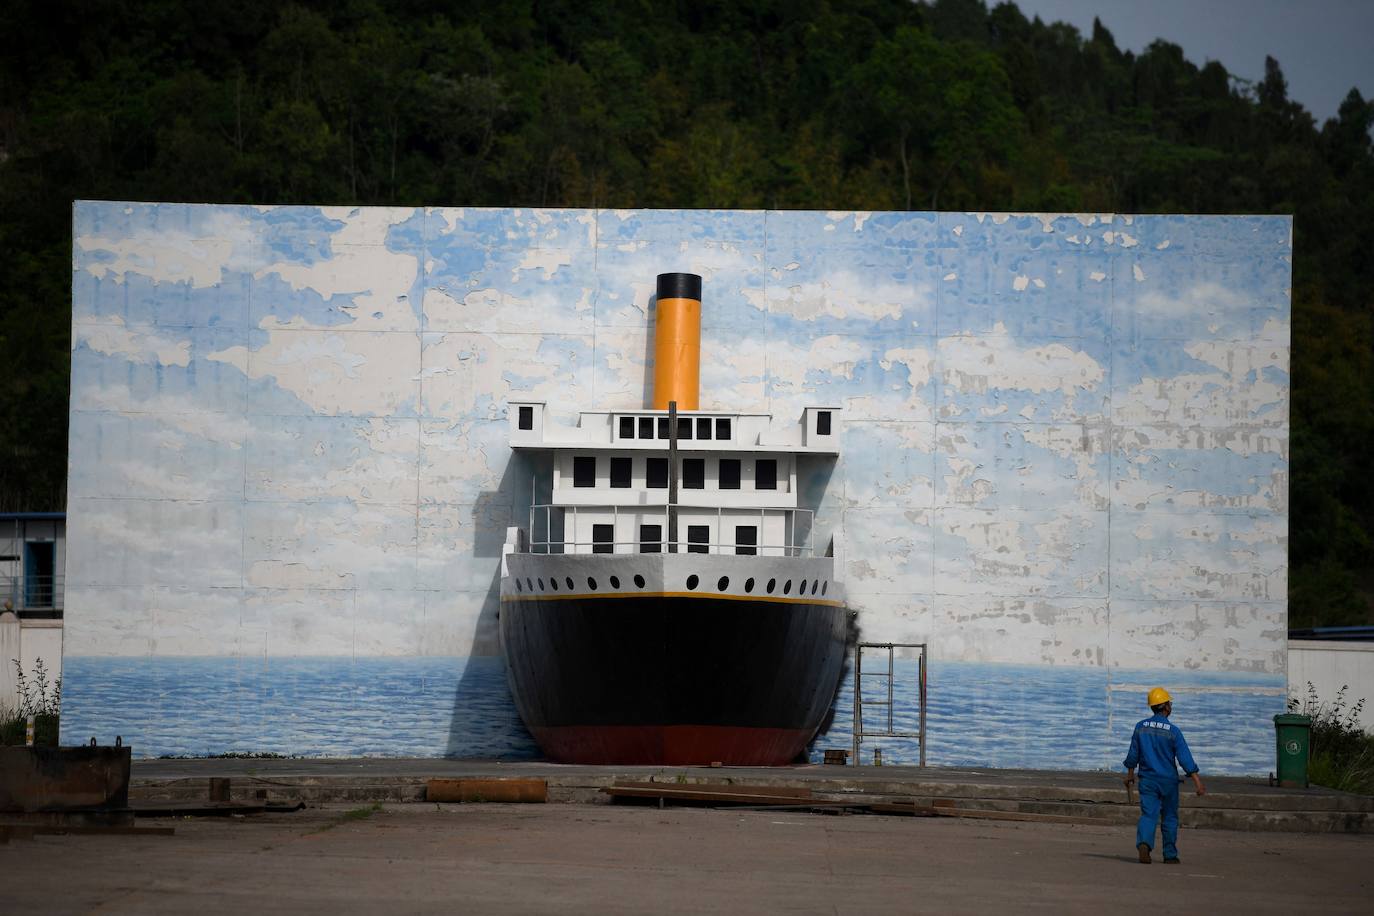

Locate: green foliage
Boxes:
[2,657,62,746]
[1288,683,1374,795]
[0,0,1371,622]
[342,802,383,820]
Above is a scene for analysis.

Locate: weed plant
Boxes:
[1288,683,1374,795]
[1,657,61,746]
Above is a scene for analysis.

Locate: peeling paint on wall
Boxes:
[64,204,1290,771]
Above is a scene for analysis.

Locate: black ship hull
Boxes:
[499,556,849,765]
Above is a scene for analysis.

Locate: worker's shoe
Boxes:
[1163,857,1181,865]
[1137,843,1151,864]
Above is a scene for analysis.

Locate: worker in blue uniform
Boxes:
[1122,687,1206,864]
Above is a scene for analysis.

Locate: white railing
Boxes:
[1,574,64,613]
[525,503,814,557]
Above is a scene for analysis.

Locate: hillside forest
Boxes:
[0,0,1370,627]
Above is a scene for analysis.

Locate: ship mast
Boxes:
[668,399,678,553]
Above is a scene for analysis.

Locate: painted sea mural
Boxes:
[64,203,1290,773]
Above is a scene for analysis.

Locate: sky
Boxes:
[1012,0,1374,124]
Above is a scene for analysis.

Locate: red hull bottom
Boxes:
[530,725,814,766]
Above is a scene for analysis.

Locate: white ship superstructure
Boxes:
[507,402,840,560]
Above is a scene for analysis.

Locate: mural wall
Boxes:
[65,203,1290,772]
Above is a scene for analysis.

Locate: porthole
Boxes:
[821,581,828,596]
[767,578,776,594]
[811,580,819,596]
[744,577,754,593]
[718,576,729,591]
[549,578,558,591]
[526,578,534,591]
[783,580,792,595]
[587,577,598,591]
[686,575,699,590]
[610,576,621,589]
[537,578,545,590]
[515,579,522,592]
[565,577,574,590]
[634,574,646,588]
[800,579,808,595]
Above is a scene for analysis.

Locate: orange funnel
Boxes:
[652,272,701,410]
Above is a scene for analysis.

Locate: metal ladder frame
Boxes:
[852,642,928,767]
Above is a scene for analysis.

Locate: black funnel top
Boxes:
[656,272,702,301]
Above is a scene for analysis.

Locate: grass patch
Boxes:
[342,803,383,821]
[1289,683,1374,795]
[310,802,384,834]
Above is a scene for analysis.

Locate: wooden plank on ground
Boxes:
[603,785,825,806]
[612,782,812,799]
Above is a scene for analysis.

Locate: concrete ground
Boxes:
[4,803,1371,914]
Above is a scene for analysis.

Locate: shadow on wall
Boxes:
[642,295,657,407]
[444,448,545,758]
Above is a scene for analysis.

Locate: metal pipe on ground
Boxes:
[427,778,547,803]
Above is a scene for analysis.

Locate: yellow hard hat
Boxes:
[1148,687,1172,707]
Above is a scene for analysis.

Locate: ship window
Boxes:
[592,524,614,554]
[610,457,632,489]
[515,579,522,592]
[537,578,545,590]
[639,417,654,440]
[697,417,712,440]
[766,578,776,594]
[610,576,620,589]
[549,578,558,591]
[658,417,670,439]
[634,574,646,588]
[811,579,820,595]
[744,577,755,593]
[783,580,792,595]
[518,405,533,430]
[646,458,668,489]
[735,526,757,556]
[686,575,699,590]
[719,459,741,490]
[677,417,693,440]
[800,579,808,595]
[565,576,574,590]
[717,576,729,591]
[755,459,777,490]
[683,459,705,490]
[525,579,533,591]
[687,525,709,554]
[639,524,662,553]
[821,581,828,596]
[619,416,635,439]
[573,456,596,488]
[587,577,598,591]
[716,418,731,440]
[817,410,832,436]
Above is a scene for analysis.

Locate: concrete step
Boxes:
[127,761,1374,834]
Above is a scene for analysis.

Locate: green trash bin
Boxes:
[1273,713,1312,788]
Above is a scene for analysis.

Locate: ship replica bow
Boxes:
[499,273,849,766]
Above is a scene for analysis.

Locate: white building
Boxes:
[0,512,65,714]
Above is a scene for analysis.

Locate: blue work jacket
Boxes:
[1123,714,1199,779]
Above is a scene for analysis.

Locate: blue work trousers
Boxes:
[1135,776,1180,859]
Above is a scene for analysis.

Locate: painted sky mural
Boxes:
[64,203,1290,771]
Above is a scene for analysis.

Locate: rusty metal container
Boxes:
[0,745,132,813]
